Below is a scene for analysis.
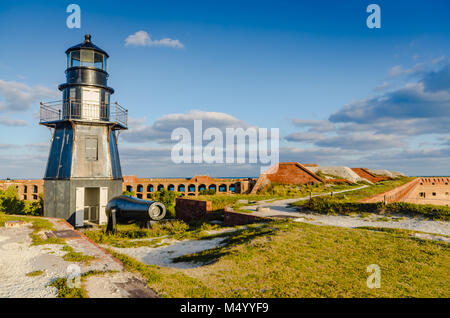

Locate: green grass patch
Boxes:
[108,220,449,297]
[83,219,234,248]
[61,245,96,264]
[26,270,44,277]
[0,212,66,245]
[292,196,450,221]
[49,278,86,298]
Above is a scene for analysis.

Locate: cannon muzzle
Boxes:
[106,195,166,233]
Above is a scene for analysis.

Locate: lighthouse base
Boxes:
[44,179,122,227]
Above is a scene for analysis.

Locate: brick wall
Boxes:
[0,179,44,201]
[361,178,420,204]
[175,198,212,222]
[351,168,390,183]
[251,162,323,193]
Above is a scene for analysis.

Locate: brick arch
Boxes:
[147,184,154,192]
[218,184,227,192]
[137,184,144,192]
[178,184,186,192]
[188,184,196,192]
[168,184,175,191]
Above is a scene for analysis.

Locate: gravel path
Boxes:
[243,186,450,238]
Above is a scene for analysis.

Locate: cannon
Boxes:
[105,195,166,233]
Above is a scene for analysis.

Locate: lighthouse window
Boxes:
[70,51,81,67]
[94,52,104,70]
[81,50,95,67]
[85,136,98,161]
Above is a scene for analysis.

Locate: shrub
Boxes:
[199,189,216,195]
[301,196,450,221]
[0,186,43,216]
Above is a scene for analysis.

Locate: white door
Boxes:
[75,187,85,227]
[82,88,100,120]
[99,187,108,225]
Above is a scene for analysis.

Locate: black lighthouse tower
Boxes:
[40,34,127,227]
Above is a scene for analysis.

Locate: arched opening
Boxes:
[168,184,175,191]
[126,185,133,192]
[208,184,217,192]
[137,193,143,199]
[33,185,38,193]
[198,184,206,192]
[24,185,28,193]
[157,184,164,191]
[188,193,195,196]
[229,184,236,193]
[147,184,154,192]
[188,184,196,192]
[137,184,143,193]
[178,184,186,192]
[219,184,227,192]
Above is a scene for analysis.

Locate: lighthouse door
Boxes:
[82,88,100,120]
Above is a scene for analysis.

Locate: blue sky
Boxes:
[0,0,449,178]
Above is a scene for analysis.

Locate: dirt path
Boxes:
[243,186,450,238]
[0,217,157,298]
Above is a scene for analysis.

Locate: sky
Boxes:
[0,0,449,179]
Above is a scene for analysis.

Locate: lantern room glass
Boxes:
[68,50,107,71]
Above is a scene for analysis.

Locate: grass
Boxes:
[61,245,96,264]
[287,177,450,221]
[323,177,415,202]
[49,270,120,298]
[109,219,449,298]
[189,182,361,213]
[83,219,230,248]
[0,212,65,245]
[49,278,87,298]
[26,270,44,277]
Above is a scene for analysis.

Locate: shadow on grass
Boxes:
[171,224,279,265]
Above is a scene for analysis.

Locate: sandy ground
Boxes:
[107,225,253,269]
[0,218,156,298]
[0,225,69,298]
[109,237,226,269]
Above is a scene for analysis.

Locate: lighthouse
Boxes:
[40,34,127,227]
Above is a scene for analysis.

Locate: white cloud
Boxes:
[0,79,57,113]
[388,63,423,78]
[125,31,184,49]
[122,110,252,143]
[0,116,27,126]
[432,55,446,65]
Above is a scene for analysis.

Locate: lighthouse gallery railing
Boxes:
[40,99,128,128]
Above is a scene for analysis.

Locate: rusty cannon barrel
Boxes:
[105,195,166,233]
